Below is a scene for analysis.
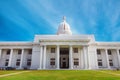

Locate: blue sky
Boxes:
[0,0,120,41]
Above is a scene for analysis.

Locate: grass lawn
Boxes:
[0,70,120,80]
[0,70,21,75]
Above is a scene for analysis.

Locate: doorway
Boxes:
[60,48,69,69]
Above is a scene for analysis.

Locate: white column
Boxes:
[69,45,73,69]
[81,49,84,69]
[117,49,120,67]
[20,49,24,69]
[95,49,98,69]
[83,46,88,69]
[39,46,43,69]
[8,49,13,67]
[56,45,60,69]
[0,49,2,59]
[43,45,46,69]
[105,49,110,69]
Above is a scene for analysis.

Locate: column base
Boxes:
[69,67,73,69]
[16,67,23,70]
[56,68,60,69]
[38,68,42,70]
[107,67,111,69]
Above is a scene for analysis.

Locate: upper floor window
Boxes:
[18,50,21,55]
[108,50,112,55]
[51,48,55,53]
[97,49,101,55]
[6,49,10,55]
[28,49,32,55]
[73,48,78,53]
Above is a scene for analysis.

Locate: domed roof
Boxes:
[57,16,72,35]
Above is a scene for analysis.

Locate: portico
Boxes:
[38,44,89,70]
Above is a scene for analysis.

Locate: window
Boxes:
[73,48,78,53]
[28,49,32,55]
[74,62,79,65]
[74,58,79,66]
[109,59,113,66]
[27,59,31,66]
[97,49,101,55]
[16,59,20,66]
[50,58,55,65]
[18,50,21,55]
[5,59,9,66]
[108,50,112,55]
[98,59,102,66]
[51,48,55,53]
[6,50,10,55]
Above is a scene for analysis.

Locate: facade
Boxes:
[0,17,120,70]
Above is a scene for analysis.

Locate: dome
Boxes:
[57,16,72,35]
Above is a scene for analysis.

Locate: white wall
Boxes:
[88,46,98,69]
[31,45,40,69]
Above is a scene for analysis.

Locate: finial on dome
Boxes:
[63,16,66,21]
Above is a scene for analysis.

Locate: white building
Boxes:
[0,17,120,70]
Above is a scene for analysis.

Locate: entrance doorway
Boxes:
[60,48,69,69]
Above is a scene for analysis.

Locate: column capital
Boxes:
[56,45,59,46]
[39,43,44,47]
[43,45,47,47]
[21,49,24,51]
[21,48,24,50]
[104,49,108,52]
[116,49,120,51]
[69,45,73,47]
[40,45,43,47]
[10,48,13,50]
[57,45,60,48]
[105,48,109,50]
